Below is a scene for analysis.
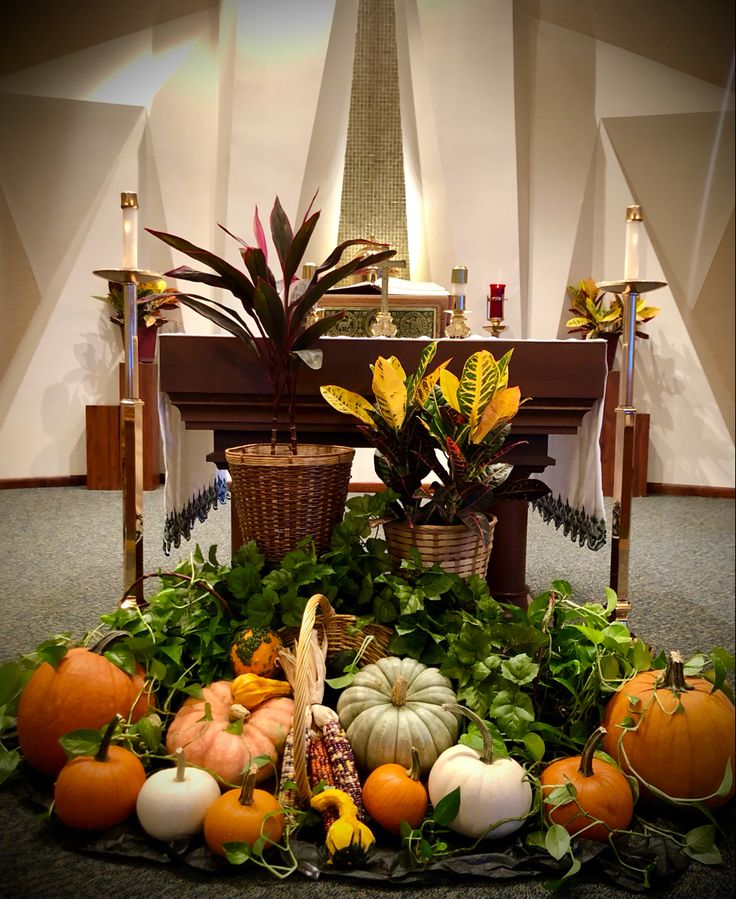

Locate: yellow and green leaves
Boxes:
[372,357,407,430]
[472,385,521,445]
[321,354,409,430]
[447,349,515,438]
[456,352,497,431]
[320,386,376,427]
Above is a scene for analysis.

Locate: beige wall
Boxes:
[1,0,733,488]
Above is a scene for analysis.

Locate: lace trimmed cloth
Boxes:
[533,395,608,550]
[158,388,229,555]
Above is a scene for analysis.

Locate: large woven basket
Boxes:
[225,443,355,563]
[288,594,391,803]
[383,517,497,579]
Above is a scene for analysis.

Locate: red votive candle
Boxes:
[487,284,505,319]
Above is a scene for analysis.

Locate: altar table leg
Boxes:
[487,498,531,609]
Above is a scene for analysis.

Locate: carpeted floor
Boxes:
[0,487,734,898]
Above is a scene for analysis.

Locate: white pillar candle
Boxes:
[624,205,642,282]
[121,191,139,270]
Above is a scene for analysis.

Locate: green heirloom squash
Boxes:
[336,657,458,775]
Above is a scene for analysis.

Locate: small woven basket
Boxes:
[287,593,392,803]
[225,443,355,563]
[383,517,497,579]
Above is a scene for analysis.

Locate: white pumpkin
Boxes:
[428,705,533,840]
[336,656,458,774]
[136,747,221,841]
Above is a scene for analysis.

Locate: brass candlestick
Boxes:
[597,276,666,623]
[445,264,471,338]
[370,260,398,336]
[94,259,165,607]
[483,318,507,338]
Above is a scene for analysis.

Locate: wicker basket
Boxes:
[225,443,355,563]
[383,517,497,579]
[287,593,391,803]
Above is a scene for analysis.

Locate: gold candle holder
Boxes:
[369,258,398,337]
[446,265,471,338]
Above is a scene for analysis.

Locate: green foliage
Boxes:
[93,278,179,330]
[1,496,733,890]
[566,277,660,340]
[322,343,550,542]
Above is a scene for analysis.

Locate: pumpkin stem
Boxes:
[406,746,421,782]
[229,703,252,722]
[95,713,123,762]
[116,571,234,617]
[89,630,132,655]
[442,703,494,765]
[174,746,187,782]
[391,675,408,706]
[239,763,259,805]
[658,650,693,693]
[578,726,607,778]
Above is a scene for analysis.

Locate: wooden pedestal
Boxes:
[85,362,162,490]
[600,371,649,497]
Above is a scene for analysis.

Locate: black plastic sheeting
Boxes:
[47,811,691,893]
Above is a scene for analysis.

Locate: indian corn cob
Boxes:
[308,730,338,829]
[278,727,301,811]
[313,704,365,821]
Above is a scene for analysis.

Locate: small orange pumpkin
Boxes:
[540,726,634,841]
[203,764,284,857]
[362,746,428,834]
[54,714,147,830]
[602,651,735,809]
[230,627,281,678]
[17,641,153,776]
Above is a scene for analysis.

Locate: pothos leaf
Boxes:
[431,786,461,826]
[59,727,104,758]
[0,749,21,785]
[103,644,136,676]
[544,823,572,860]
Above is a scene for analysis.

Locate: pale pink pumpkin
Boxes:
[165,680,293,787]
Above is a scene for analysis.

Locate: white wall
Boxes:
[0,0,733,489]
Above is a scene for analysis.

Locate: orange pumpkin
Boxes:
[17,645,153,776]
[165,680,293,786]
[54,715,147,830]
[602,651,735,809]
[540,726,634,841]
[204,764,284,857]
[362,746,428,834]
[230,627,281,677]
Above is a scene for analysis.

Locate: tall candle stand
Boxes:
[94,193,163,606]
[597,278,665,622]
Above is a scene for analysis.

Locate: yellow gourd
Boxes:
[310,788,375,868]
[231,673,292,710]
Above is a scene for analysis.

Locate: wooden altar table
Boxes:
[159,335,607,607]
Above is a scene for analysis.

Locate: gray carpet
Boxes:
[0,487,734,897]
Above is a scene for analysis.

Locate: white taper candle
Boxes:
[121,191,139,270]
[624,205,642,282]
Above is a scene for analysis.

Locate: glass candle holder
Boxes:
[487,284,505,320]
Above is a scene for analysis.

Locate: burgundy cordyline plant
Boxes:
[148,194,393,453]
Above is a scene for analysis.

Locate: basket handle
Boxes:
[292,593,335,802]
